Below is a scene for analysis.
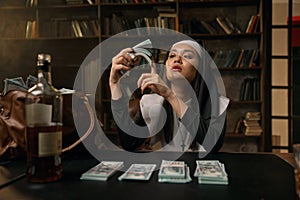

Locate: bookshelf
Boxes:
[177,0,270,152]
[0,0,270,152]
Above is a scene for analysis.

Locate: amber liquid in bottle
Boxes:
[26,125,63,182]
[25,53,63,183]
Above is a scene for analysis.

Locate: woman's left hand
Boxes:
[137,70,173,99]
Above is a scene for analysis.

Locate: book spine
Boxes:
[216,17,231,34]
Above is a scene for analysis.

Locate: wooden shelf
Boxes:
[178,0,260,6]
[219,66,262,71]
[187,33,261,40]
[229,100,262,104]
[100,2,175,6]
[225,133,262,138]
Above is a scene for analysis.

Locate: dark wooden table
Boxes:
[0,152,297,200]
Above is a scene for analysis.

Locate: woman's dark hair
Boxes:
[162,50,203,144]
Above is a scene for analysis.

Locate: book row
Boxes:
[106,12,176,35]
[23,0,95,7]
[239,77,260,101]
[41,19,100,38]
[0,19,100,38]
[100,0,174,3]
[0,20,36,38]
[4,0,172,6]
[65,0,95,5]
[182,15,260,35]
[0,14,258,39]
[210,49,260,69]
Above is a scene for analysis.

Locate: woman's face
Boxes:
[165,43,199,83]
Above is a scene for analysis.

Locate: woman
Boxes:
[109,40,228,153]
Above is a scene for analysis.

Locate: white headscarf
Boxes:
[171,40,203,60]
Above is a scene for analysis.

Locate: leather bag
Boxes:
[0,90,26,157]
[0,90,94,159]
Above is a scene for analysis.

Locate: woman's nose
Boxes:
[174,54,182,63]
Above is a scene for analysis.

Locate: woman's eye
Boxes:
[183,54,193,59]
[169,53,176,58]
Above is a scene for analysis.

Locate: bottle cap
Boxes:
[37,53,51,64]
[37,53,51,71]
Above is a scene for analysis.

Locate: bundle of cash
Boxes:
[194,160,228,185]
[132,39,152,56]
[158,160,192,183]
[118,164,156,181]
[119,39,153,76]
[3,75,38,95]
[80,161,124,181]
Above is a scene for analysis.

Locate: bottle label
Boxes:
[38,131,62,157]
[26,103,52,125]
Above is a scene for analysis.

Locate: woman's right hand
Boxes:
[110,48,135,87]
[110,48,135,99]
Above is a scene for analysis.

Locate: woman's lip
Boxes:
[171,66,182,72]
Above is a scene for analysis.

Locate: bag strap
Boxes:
[62,94,94,153]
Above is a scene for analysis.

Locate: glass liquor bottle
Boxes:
[25,53,63,182]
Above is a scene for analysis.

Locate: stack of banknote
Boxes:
[80,161,124,181]
[118,163,157,181]
[3,75,37,94]
[194,160,228,185]
[158,160,192,183]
